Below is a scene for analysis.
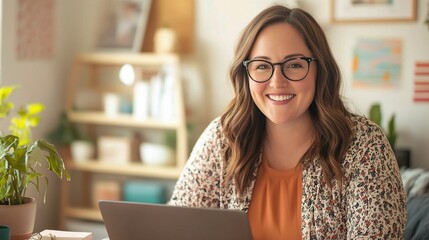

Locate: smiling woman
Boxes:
[169,4,407,239]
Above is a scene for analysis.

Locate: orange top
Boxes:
[248,157,303,240]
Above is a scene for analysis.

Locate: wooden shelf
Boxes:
[60,52,188,229]
[68,111,180,129]
[77,52,179,66]
[68,161,182,179]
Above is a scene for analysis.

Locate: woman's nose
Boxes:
[269,66,288,88]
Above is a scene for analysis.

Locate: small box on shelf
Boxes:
[92,181,121,209]
[97,136,138,164]
[123,181,166,203]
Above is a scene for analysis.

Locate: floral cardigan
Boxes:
[169,115,407,239]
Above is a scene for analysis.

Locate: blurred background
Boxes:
[1,0,428,238]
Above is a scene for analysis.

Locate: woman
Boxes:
[169,5,406,239]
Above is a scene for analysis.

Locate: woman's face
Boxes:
[248,22,317,125]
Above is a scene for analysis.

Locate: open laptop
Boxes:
[99,200,253,240]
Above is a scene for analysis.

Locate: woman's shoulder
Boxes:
[344,114,392,166]
[202,116,224,138]
[349,114,384,138]
[192,116,227,149]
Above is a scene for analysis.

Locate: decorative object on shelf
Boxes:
[139,142,174,166]
[47,112,81,145]
[60,53,188,227]
[98,135,137,164]
[154,26,177,54]
[141,0,194,54]
[0,85,70,240]
[92,181,121,208]
[332,0,417,23]
[149,72,163,119]
[133,80,151,120]
[119,63,136,86]
[47,111,82,160]
[159,64,177,122]
[70,140,95,163]
[103,92,121,117]
[123,181,166,203]
[96,0,152,52]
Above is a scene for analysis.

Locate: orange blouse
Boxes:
[248,157,302,240]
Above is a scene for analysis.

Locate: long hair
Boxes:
[220,5,353,195]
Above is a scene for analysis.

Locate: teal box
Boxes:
[123,181,166,204]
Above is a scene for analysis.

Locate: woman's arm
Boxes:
[346,123,407,239]
[169,118,224,208]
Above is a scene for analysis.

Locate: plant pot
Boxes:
[0,197,37,240]
[70,140,95,163]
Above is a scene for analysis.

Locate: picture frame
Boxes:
[352,38,402,88]
[96,0,152,52]
[331,0,417,23]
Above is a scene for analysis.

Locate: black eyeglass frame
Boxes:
[242,57,318,83]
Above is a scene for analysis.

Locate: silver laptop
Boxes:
[99,200,253,240]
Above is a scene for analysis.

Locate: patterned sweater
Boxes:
[169,115,407,239]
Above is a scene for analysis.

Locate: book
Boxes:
[40,229,92,240]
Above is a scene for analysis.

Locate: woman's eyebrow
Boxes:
[250,53,305,61]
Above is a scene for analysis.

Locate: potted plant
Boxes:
[368,103,410,168]
[47,111,82,160]
[0,85,70,239]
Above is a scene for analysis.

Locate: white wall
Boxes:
[326,2,429,169]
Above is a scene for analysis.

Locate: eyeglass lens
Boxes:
[246,58,311,82]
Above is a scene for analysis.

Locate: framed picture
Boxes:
[96,0,152,52]
[332,0,417,23]
[352,38,402,88]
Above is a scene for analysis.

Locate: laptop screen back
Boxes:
[99,200,253,240]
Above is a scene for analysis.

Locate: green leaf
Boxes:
[387,114,397,150]
[369,103,382,126]
[26,103,44,115]
[37,139,70,180]
[0,86,70,205]
[0,86,17,118]
[0,86,16,101]
[0,135,19,159]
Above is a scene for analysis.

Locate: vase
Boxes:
[0,197,37,240]
[154,28,177,53]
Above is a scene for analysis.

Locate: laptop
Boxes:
[99,200,253,240]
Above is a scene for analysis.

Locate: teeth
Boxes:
[268,94,294,101]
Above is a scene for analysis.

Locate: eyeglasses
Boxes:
[243,57,317,83]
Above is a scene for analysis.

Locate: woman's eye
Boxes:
[285,59,305,69]
[288,63,303,69]
[255,63,270,70]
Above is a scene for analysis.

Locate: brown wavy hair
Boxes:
[220,5,353,195]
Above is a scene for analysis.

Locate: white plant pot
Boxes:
[140,143,174,166]
[71,140,94,162]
